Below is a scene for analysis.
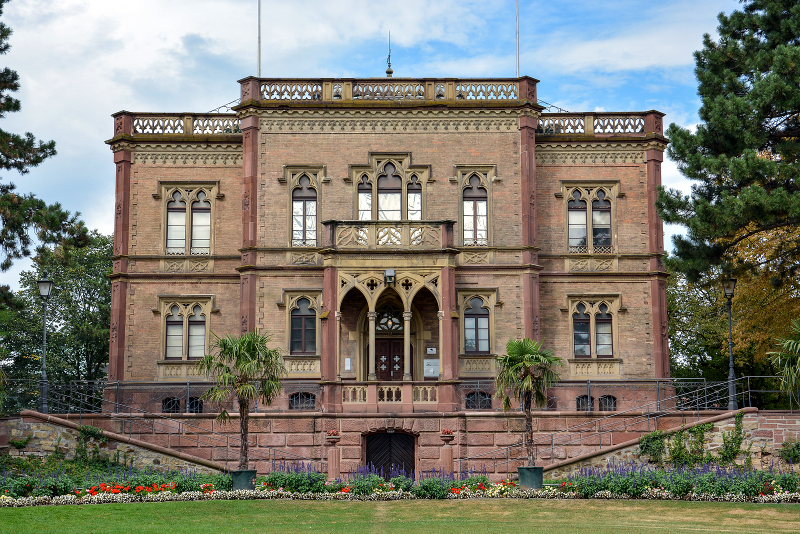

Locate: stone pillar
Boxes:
[109,112,132,382]
[520,111,540,341]
[335,311,342,381]
[437,310,445,380]
[239,114,260,334]
[326,440,341,481]
[403,311,412,381]
[440,435,455,474]
[440,266,457,380]
[646,145,669,378]
[367,311,377,380]
[321,266,338,381]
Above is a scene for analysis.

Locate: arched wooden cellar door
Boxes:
[365,432,415,478]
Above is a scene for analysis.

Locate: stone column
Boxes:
[326,437,341,481]
[437,310,445,379]
[440,434,455,474]
[367,311,377,380]
[239,114,260,334]
[403,311,412,381]
[335,311,342,381]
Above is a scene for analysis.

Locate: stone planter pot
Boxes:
[326,436,341,445]
[517,466,543,489]
[231,469,257,490]
[440,434,455,444]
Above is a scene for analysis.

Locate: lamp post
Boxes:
[722,278,738,411]
[37,273,54,414]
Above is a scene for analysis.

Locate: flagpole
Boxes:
[258,0,261,78]
[516,0,519,78]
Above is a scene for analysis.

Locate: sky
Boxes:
[0,0,744,288]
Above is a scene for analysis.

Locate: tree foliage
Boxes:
[656,0,800,283]
[495,339,562,466]
[769,320,800,396]
[0,0,87,290]
[196,331,287,471]
[0,231,111,383]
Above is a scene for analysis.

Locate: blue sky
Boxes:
[0,0,743,287]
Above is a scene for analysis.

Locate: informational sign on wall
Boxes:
[424,359,440,377]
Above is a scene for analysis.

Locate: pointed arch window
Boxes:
[187,305,206,359]
[595,304,613,357]
[464,297,489,353]
[292,176,317,247]
[191,192,211,254]
[162,301,210,361]
[166,192,187,255]
[592,190,612,253]
[357,175,372,221]
[165,305,183,360]
[290,298,316,354]
[463,176,488,246]
[572,303,591,358]
[407,175,422,221]
[377,163,402,221]
[568,190,588,253]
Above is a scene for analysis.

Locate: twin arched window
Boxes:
[166,189,211,255]
[572,302,613,358]
[292,176,317,246]
[165,304,206,360]
[567,188,613,254]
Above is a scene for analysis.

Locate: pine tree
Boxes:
[657,0,800,283]
[0,0,87,286]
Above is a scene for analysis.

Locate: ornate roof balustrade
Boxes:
[110,112,241,138]
[538,111,665,137]
[238,77,538,104]
[322,220,455,251]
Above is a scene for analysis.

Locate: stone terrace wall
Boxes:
[545,409,800,479]
[2,413,221,475]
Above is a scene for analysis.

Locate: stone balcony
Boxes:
[322,220,455,252]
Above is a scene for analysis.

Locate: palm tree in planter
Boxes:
[197,331,287,490]
[495,338,563,489]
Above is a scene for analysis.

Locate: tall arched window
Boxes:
[463,175,488,246]
[292,176,317,246]
[357,175,372,220]
[592,190,611,253]
[187,305,206,359]
[407,175,422,220]
[568,190,587,253]
[573,303,591,358]
[464,297,489,353]
[166,192,186,255]
[377,163,402,221]
[595,304,613,357]
[191,191,211,254]
[290,298,316,354]
[165,305,183,359]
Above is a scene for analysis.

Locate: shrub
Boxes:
[256,471,326,493]
[778,440,800,465]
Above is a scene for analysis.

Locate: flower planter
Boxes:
[440,434,455,444]
[517,466,543,490]
[326,436,341,445]
[231,469,257,491]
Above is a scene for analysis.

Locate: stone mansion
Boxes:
[106,75,668,470]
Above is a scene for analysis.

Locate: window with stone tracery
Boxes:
[375,304,404,334]
[569,299,618,359]
[464,297,490,353]
[162,300,210,361]
[290,298,316,354]
[351,158,428,221]
[564,186,615,254]
[463,175,488,246]
[164,187,214,256]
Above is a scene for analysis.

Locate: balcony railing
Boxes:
[537,112,664,136]
[323,220,455,251]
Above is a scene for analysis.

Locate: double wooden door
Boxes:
[365,432,415,479]
[375,339,411,381]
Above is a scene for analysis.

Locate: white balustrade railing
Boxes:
[330,221,449,250]
[377,385,402,403]
[129,114,240,136]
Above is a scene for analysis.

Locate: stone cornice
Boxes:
[535,141,654,165]
[253,108,529,134]
[126,143,243,166]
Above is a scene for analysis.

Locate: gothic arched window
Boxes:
[463,176,488,246]
[290,298,316,354]
[292,176,317,246]
[464,297,489,353]
[568,190,587,253]
[377,163,402,221]
[573,303,591,358]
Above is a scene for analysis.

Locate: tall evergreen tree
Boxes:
[657,0,800,283]
[0,0,87,296]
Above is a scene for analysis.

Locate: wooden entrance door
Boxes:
[376,339,404,381]
[365,432,415,478]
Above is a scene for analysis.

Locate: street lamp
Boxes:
[37,273,54,414]
[723,278,738,411]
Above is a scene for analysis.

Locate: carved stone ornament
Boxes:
[291,252,317,265]
[570,259,590,271]
[131,143,243,166]
[258,109,519,134]
[536,142,647,165]
[463,252,489,264]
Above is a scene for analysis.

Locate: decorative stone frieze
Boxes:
[130,144,243,166]
[536,143,647,165]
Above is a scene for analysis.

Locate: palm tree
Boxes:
[495,338,563,466]
[769,319,800,403]
[196,331,287,471]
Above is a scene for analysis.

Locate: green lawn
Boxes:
[1,499,799,534]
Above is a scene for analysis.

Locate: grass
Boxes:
[1,499,800,534]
